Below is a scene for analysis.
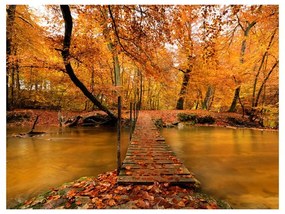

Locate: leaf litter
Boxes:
[15,170,231,209]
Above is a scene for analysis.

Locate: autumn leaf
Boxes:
[24,199,33,205]
[141,190,154,201]
[66,189,77,199]
[108,199,116,207]
[135,199,149,209]
[65,202,72,208]
[177,201,186,207]
[92,197,105,209]
[206,203,218,209]
[48,195,61,201]
[75,200,82,206]
[102,194,112,200]
[126,171,132,175]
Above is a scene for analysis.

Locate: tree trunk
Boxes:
[60,5,116,121]
[228,86,241,112]
[6,5,17,110]
[202,85,214,110]
[254,61,278,108]
[228,20,256,112]
[252,28,277,108]
[176,70,191,110]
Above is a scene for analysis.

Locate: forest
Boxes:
[6,4,280,209]
[6,5,279,127]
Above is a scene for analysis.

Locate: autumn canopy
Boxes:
[6,5,278,124]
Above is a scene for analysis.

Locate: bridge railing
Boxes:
[129,101,139,140]
[117,99,140,175]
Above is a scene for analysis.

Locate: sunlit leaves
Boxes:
[7,5,278,113]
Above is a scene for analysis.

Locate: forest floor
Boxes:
[13,170,231,209]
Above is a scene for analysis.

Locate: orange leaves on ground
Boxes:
[47,195,61,201]
[126,171,132,175]
[135,199,150,209]
[177,201,186,208]
[66,189,77,199]
[141,190,155,202]
[65,202,72,208]
[108,199,116,207]
[92,197,105,209]
[19,170,222,209]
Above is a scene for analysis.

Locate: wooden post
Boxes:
[133,102,136,129]
[117,96,122,175]
[129,102,133,141]
[135,102,138,122]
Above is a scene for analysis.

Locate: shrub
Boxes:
[177,113,197,122]
[227,117,245,126]
[196,116,215,124]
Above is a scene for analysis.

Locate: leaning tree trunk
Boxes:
[60,5,116,121]
[176,70,191,110]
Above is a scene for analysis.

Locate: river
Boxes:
[162,126,278,208]
[6,125,278,208]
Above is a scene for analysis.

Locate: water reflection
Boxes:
[162,126,278,209]
[6,126,129,208]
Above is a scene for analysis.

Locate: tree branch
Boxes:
[60,5,117,120]
[17,15,34,28]
[254,60,278,107]
[107,6,141,63]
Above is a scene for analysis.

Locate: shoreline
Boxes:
[7,109,278,131]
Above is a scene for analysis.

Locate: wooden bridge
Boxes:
[118,113,200,185]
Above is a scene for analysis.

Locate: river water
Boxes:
[6,125,278,208]
[162,126,278,208]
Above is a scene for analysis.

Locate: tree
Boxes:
[6,5,17,110]
[228,6,257,112]
[60,5,117,120]
[169,6,197,110]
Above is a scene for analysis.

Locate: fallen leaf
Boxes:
[75,201,82,206]
[25,199,33,205]
[65,202,71,208]
[102,194,112,200]
[92,197,104,209]
[66,189,77,199]
[48,195,61,200]
[135,199,148,208]
[177,201,185,207]
[108,199,116,207]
